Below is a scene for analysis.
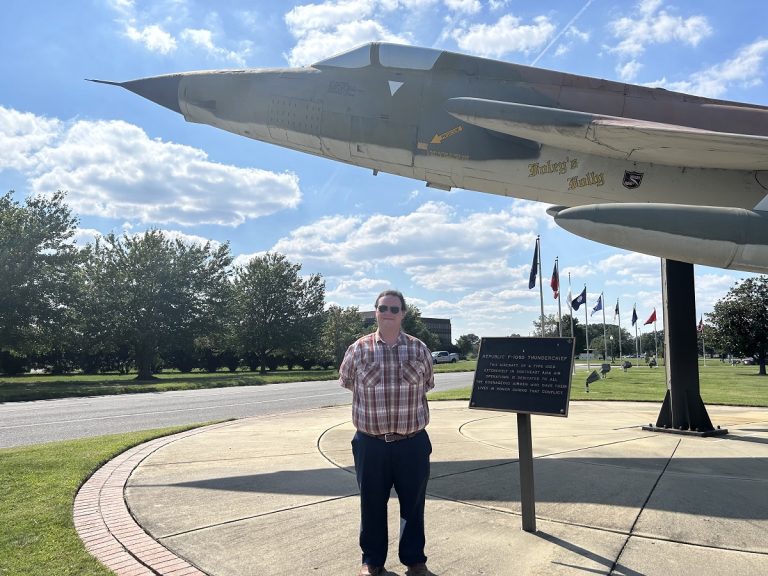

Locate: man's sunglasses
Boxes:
[376,304,401,314]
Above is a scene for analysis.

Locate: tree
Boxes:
[707,276,768,375]
[532,313,561,337]
[553,314,585,352]
[82,230,232,379]
[233,253,325,373]
[456,333,480,358]
[589,324,633,361]
[0,190,81,373]
[322,305,365,368]
[402,306,440,350]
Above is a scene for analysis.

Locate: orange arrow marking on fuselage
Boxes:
[430,125,463,144]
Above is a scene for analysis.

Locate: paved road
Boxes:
[0,372,474,448]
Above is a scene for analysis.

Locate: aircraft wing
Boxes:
[445,97,768,170]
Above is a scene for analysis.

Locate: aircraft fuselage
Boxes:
[97,42,768,272]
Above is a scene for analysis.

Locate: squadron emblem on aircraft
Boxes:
[622,171,644,189]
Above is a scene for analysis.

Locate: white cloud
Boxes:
[269,201,545,290]
[567,26,590,43]
[695,272,742,309]
[180,28,253,66]
[89,227,223,250]
[326,277,394,306]
[405,259,522,291]
[156,229,223,249]
[107,0,136,18]
[648,39,768,98]
[617,59,643,82]
[124,24,177,54]
[443,0,481,15]
[0,107,301,227]
[608,1,711,59]
[283,0,418,66]
[71,227,103,249]
[286,20,411,66]
[598,252,660,288]
[452,14,556,59]
[0,107,60,172]
[285,0,377,35]
[109,2,251,65]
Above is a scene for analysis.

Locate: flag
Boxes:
[614,300,620,321]
[644,308,657,325]
[697,316,704,332]
[567,286,573,310]
[591,294,603,317]
[631,305,638,326]
[571,287,587,311]
[550,260,559,299]
[528,239,538,289]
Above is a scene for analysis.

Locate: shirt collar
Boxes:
[375,330,406,346]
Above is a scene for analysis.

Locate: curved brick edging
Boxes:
[74,422,235,576]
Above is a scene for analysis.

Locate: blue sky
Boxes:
[1,0,766,341]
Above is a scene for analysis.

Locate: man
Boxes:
[339,290,435,576]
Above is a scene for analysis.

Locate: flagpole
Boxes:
[568,273,575,374]
[537,236,545,337]
[568,273,574,340]
[617,299,622,362]
[601,292,608,362]
[653,313,658,361]
[584,285,590,371]
[556,258,562,337]
[702,317,707,367]
[634,303,639,359]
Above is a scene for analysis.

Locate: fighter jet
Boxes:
[92,42,768,273]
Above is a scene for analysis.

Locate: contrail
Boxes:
[530,0,595,66]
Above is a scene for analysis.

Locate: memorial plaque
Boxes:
[469,337,575,416]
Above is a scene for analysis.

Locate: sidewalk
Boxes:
[76,401,768,575]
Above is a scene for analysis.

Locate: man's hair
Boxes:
[375,289,406,311]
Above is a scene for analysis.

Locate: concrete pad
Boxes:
[633,472,768,552]
[141,408,351,465]
[427,456,661,532]
[161,495,362,576]
[161,493,628,576]
[126,407,359,537]
[119,401,768,576]
[128,447,358,537]
[614,536,768,576]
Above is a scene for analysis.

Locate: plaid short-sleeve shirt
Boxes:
[339,330,435,436]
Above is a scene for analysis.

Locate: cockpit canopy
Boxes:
[312,42,442,71]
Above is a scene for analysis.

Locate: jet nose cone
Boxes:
[121,75,183,114]
[88,74,183,115]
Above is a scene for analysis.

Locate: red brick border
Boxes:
[74,422,235,576]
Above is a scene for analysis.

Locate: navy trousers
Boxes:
[351,430,432,567]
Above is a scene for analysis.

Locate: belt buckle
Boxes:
[384,433,397,443]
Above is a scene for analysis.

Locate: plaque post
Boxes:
[517,413,536,532]
[469,337,575,533]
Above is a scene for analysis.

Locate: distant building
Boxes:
[360,312,452,347]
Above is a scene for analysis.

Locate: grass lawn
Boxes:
[0,368,339,402]
[0,361,477,403]
[428,361,768,407]
[0,425,205,576]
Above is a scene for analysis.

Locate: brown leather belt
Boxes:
[364,431,421,442]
